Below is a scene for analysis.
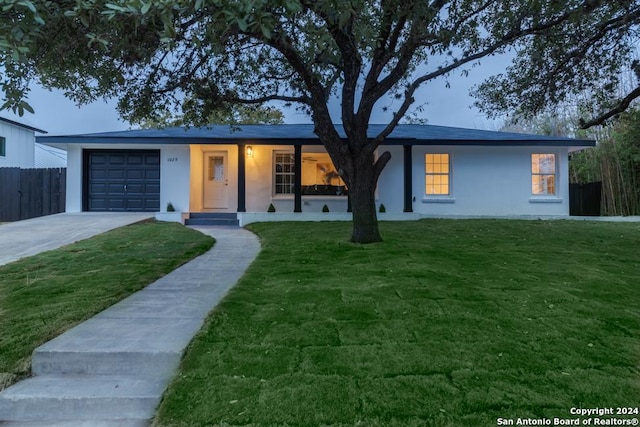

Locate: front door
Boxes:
[203,151,228,209]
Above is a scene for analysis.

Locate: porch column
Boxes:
[237,144,246,212]
[403,144,413,213]
[294,144,302,213]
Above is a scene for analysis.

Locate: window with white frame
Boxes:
[0,136,5,157]
[425,153,450,195]
[274,151,295,195]
[531,154,556,195]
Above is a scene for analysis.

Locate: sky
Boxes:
[2,56,509,136]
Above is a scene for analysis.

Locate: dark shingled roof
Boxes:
[37,123,594,147]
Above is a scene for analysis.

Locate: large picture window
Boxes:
[301,152,347,195]
[425,153,450,195]
[273,151,347,196]
[531,154,556,195]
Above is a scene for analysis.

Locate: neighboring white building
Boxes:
[0,117,48,168]
[37,124,594,222]
[35,143,67,169]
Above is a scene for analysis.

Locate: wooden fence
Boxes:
[569,182,602,216]
[0,168,66,222]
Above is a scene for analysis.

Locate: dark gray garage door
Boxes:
[86,150,160,212]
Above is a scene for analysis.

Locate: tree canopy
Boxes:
[135,104,284,128]
[473,1,640,129]
[2,0,638,242]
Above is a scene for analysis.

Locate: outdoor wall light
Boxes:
[246,146,253,157]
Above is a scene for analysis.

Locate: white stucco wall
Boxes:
[60,142,571,217]
[63,144,191,213]
[160,145,190,212]
[377,145,570,216]
[65,145,83,212]
[0,120,36,168]
[376,145,405,212]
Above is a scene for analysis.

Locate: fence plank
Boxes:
[570,182,602,216]
[0,168,66,222]
[0,168,21,221]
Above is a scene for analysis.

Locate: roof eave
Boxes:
[0,117,47,134]
[36,135,596,147]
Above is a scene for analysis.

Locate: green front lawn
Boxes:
[155,219,640,426]
[0,220,214,391]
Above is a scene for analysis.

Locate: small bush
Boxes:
[267,203,276,213]
[322,204,330,213]
[167,202,176,212]
[379,203,386,213]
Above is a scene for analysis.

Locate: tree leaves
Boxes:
[473,1,640,129]
[4,0,638,132]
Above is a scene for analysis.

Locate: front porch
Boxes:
[182,142,413,216]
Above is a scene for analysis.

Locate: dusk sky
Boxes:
[2,55,509,136]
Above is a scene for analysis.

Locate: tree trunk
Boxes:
[310,112,390,243]
[349,162,382,243]
[341,148,390,244]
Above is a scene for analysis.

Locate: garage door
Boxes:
[86,150,160,212]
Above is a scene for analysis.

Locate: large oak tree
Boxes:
[2,0,636,242]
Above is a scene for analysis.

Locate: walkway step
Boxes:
[188,212,237,219]
[0,227,261,425]
[185,213,239,226]
[0,375,165,422]
[31,349,180,379]
[31,317,203,379]
[184,218,239,226]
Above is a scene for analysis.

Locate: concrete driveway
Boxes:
[0,212,154,266]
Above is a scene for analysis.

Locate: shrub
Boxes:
[379,203,386,213]
[322,204,330,212]
[267,203,276,213]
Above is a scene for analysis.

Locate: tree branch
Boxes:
[220,93,310,105]
[580,86,640,128]
[371,2,598,144]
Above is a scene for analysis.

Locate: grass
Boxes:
[0,220,214,391]
[154,219,640,427]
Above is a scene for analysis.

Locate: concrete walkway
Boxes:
[0,212,154,266]
[0,226,261,426]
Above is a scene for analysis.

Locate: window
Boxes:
[425,153,450,195]
[274,152,295,195]
[273,151,347,196]
[531,154,556,195]
[0,136,5,157]
[301,152,347,195]
[208,155,224,182]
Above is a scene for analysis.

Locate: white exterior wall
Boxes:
[62,142,571,217]
[65,145,83,212]
[160,145,190,212]
[0,120,36,168]
[64,144,191,213]
[245,144,276,212]
[376,145,405,212]
[376,145,570,216]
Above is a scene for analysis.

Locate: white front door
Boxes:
[203,151,228,209]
